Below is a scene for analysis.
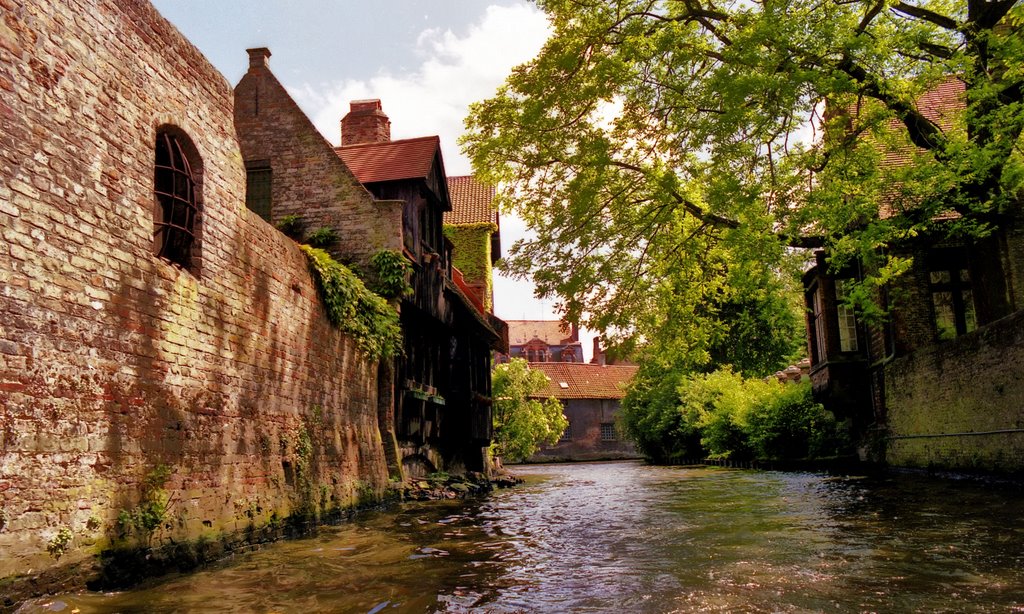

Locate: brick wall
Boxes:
[530,399,639,462]
[885,309,1024,472]
[0,0,388,586]
[233,50,403,269]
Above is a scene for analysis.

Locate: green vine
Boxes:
[444,223,496,309]
[367,249,413,300]
[300,245,403,360]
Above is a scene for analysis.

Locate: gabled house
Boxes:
[444,175,501,312]
[336,100,509,475]
[235,59,507,476]
[526,363,640,462]
[803,80,1024,473]
[501,320,585,363]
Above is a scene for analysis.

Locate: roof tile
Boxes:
[528,363,638,400]
[445,175,497,225]
[507,320,576,346]
[335,136,440,184]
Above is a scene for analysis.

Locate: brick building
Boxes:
[335,100,508,476]
[804,81,1024,473]
[501,320,585,363]
[526,363,640,462]
[0,0,503,597]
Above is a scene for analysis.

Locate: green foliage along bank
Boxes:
[621,366,851,465]
[492,358,569,463]
[300,245,402,360]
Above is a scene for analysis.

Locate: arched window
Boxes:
[154,131,199,268]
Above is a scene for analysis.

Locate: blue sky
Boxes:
[150,1,586,346]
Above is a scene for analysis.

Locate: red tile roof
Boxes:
[878,78,964,169]
[445,175,497,225]
[335,136,440,184]
[507,320,575,346]
[529,363,638,400]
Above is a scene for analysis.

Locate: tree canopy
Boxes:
[491,358,569,462]
[464,0,1023,368]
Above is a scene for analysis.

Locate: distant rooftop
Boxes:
[506,320,578,346]
[529,363,638,400]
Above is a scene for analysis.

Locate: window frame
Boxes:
[153,129,200,271]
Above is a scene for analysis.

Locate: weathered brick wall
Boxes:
[885,309,1024,472]
[233,50,402,269]
[530,399,639,462]
[0,0,388,585]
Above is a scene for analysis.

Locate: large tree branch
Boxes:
[836,56,948,151]
[891,1,959,30]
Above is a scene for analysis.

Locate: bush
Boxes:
[623,366,849,464]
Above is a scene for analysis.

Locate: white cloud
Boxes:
[289,3,550,176]
[285,4,597,357]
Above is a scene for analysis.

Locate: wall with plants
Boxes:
[444,223,496,310]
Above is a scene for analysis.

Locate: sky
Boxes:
[150,1,596,358]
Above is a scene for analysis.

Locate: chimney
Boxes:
[592,337,606,366]
[570,322,579,342]
[246,47,271,70]
[340,99,391,145]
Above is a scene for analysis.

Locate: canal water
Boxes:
[21,461,1024,613]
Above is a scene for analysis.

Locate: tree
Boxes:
[491,358,569,462]
[464,0,1023,361]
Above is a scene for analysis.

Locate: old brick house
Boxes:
[335,100,508,476]
[0,0,506,597]
[526,363,639,462]
[804,81,1024,473]
[501,320,586,363]
[444,175,502,312]
[0,0,410,593]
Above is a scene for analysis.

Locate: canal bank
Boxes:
[14,460,1024,613]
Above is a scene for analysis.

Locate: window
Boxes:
[559,422,572,442]
[807,283,827,363]
[245,162,272,221]
[154,131,198,268]
[929,249,977,340]
[600,423,617,442]
[834,279,859,352]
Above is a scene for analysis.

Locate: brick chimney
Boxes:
[592,337,606,366]
[340,99,391,145]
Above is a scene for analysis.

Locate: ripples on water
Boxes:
[21,461,1024,613]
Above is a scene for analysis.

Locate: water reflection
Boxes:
[21,461,1024,613]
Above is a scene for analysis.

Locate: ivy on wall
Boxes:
[444,223,496,310]
[300,245,402,360]
[366,249,413,301]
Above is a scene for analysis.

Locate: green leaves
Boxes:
[464,0,1024,365]
[301,246,402,360]
[491,358,570,462]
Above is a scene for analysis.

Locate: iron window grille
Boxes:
[154,132,198,268]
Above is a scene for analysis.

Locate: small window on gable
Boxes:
[154,130,199,269]
[245,161,272,221]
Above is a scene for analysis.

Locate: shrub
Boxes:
[305,226,339,248]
